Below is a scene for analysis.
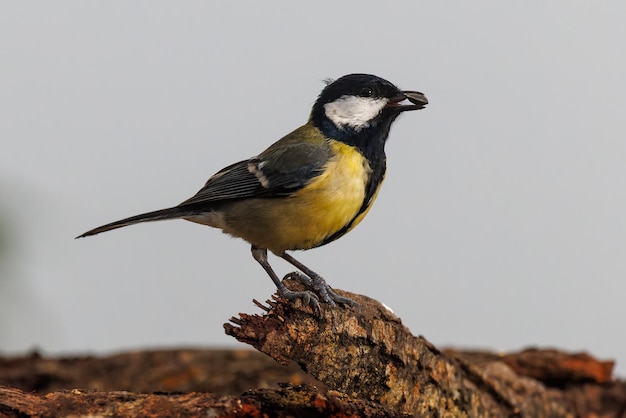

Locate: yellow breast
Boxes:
[216,140,375,253]
[283,140,372,248]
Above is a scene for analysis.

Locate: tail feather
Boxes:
[76,206,198,238]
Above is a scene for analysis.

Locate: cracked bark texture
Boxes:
[1,288,625,417]
[224,289,624,417]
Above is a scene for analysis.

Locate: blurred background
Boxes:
[1,2,625,374]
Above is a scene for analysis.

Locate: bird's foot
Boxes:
[275,282,321,314]
[284,271,359,309]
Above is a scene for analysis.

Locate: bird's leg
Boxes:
[279,251,359,308]
[251,246,320,312]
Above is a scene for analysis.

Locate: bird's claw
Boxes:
[283,271,359,309]
[276,285,321,314]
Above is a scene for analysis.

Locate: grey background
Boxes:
[2,2,625,375]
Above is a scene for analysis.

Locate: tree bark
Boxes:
[1,288,625,417]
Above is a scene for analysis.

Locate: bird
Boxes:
[77,73,428,310]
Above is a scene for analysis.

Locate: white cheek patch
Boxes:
[324,95,388,131]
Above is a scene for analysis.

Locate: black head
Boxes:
[310,74,427,143]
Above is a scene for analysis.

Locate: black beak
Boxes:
[387,90,428,111]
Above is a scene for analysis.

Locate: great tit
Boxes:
[77,74,428,310]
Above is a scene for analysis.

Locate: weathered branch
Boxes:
[1,287,625,417]
[0,385,408,418]
[0,348,322,394]
[224,287,624,417]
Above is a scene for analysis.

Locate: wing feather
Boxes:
[179,140,332,207]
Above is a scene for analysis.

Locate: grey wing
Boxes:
[180,161,262,205]
[179,142,332,206]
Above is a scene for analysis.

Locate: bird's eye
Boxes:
[359,87,374,97]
